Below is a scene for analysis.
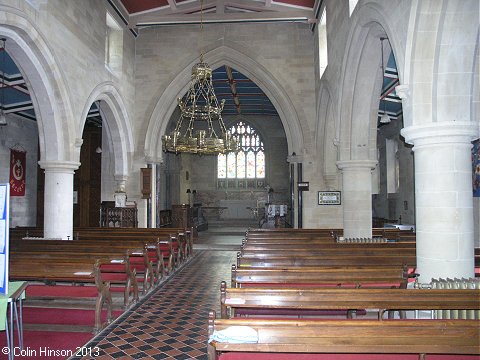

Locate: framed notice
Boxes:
[318,191,341,205]
[0,184,9,295]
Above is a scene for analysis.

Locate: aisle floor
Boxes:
[73,230,241,360]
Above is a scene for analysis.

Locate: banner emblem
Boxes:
[10,149,26,196]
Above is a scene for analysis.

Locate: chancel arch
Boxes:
[144,45,305,164]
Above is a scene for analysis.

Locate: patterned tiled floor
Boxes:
[73,250,237,360]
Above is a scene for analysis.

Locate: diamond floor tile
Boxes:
[71,251,237,360]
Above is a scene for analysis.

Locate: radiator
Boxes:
[336,237,387,243]
[430,278,480,320]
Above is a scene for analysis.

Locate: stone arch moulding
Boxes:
[337,1,405,163]
[0,7,76,164]
[81,82,134,178]
[316,80,339,185]
[144,45,305,162]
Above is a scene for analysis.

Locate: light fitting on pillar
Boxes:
[95,146,102,154]
[0,38,7,127]
[162,0,238,155]
[379,37,391,125]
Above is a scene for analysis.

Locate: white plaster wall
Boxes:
[0,115,38,227]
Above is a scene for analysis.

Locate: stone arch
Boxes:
[337,1,405,162]
[316,80,339,189]
[82,82,134,178]
[144,45,305,162]
[403,0,479,126]
[473,29,479,126]
[0,6,76,163]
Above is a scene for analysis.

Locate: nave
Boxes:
[71,235,239,359]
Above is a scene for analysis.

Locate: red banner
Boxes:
[10,149,26,196]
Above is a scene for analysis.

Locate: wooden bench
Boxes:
[241,241,417,251]
[237,251,480,269]
[239,247,417,258]
[207,312,480,360]
[220,282,480,319]
[11,237,174,278]
[231,265,410,289]
[237,253,418,268]
[11,226,195,261]
[10,255,139,305]
[17,257,136,333]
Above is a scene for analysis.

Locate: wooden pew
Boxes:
[239,247,417,258]
[220,282,480,319]
[14,257,134,333]
[11,226,194,262]
[207,312,480,360]
[241,242,417,251]
[11,237,175,276]
[244,228,416,243]
[236,251,480,269]
[73,228,194,260]
[10,255,139,306]
[11,252,149,298]
[231,265,410,289]
[237,253,418,268]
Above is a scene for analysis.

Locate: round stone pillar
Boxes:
[336,159,377,239]
[38,161,80,240]
[402,122,479,282]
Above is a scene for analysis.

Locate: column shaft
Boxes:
[337,160,377,239]
[402,123,478,281]
[40,162,79,240]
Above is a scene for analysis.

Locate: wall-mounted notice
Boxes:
[0,184,9,295]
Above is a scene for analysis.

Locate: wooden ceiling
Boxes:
[115,0,317,28]
[0,1,401,125]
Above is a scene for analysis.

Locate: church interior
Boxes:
[0,0,478,359]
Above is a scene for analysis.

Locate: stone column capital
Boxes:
[114,174,128,182]
[395,84,410,100]
[287,154,303,163]
[37,160,81,173]
[401,122,479,147]
[145,154,164,164]
[114,175,128,193]
[336,159,378,171]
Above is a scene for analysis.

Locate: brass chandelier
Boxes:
[162,1,238,155]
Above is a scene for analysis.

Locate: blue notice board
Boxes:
[0,184,9,295]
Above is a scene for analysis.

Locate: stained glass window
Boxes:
[217,122,265,185]
[218,154,226,178]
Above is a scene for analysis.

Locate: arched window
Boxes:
[217,122,265,189]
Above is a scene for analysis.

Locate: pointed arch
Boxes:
[337,1,405,162]
[144,45,305,162]
[316,80,338,187]
[0,6,76,163]
[81,82,134,178]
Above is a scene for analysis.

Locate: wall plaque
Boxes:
[318,191,341,205]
